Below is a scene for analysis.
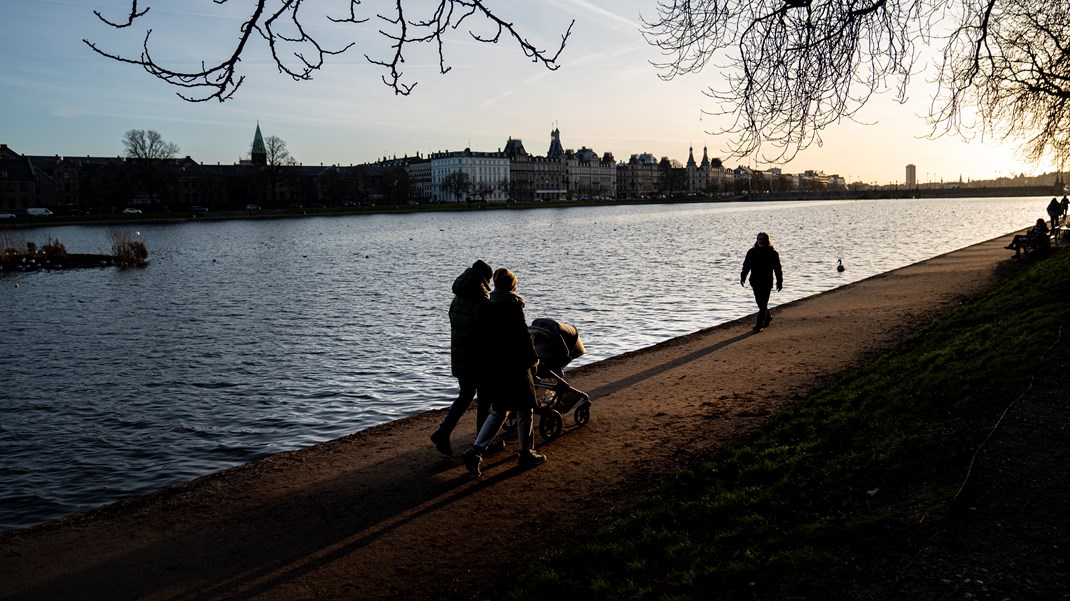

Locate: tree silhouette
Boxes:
[122,129,179,206]
[643,0,1070,167]
[84,0,573,102]
[123,128,179,161]
[441,171,472,202]
[263,135,296,207]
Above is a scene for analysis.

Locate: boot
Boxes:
[461,446,484,478]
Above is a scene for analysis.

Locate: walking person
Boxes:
[1047,197,1062,230]
[430,260,494,456]
[461,268,546,478]
[740,232,783,332]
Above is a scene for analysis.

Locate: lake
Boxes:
[0,196,1046,532]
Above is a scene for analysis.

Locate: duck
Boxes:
[836,259,845,272]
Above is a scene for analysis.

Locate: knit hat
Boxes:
[473,259,493,281]
[493,268,517,292]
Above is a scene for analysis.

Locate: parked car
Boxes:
[26,208,53,216]
[121,208,142,214]
[245,204,260,210]
[191,206,208,215]
[0,212,16,219]
[308,203,326,208]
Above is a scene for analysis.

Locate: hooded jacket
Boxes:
[449,266,490,378]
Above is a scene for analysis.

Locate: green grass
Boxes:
[509,248,1070,601]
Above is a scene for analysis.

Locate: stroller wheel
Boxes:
[573,402,591,426]
[538,410,563,442]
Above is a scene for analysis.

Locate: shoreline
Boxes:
[0,233,1021,600]
[0,188,1053,230]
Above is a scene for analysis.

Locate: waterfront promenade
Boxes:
[0,233,1043,600]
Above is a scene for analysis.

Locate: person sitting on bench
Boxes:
[1006,218,1050,256]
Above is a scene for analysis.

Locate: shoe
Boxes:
[430,429,452,456]
[763,314,772,328]
[752,325,763,332]
[461,447,483,478]
[517,449,546,468]
[484,438,507,455]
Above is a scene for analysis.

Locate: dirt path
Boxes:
[0,236,1019,601]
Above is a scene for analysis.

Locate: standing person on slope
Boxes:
[740,232,784,333]
[430,260,494,456]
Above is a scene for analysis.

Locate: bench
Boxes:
[1014,231,1053,257]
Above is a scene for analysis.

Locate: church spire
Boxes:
[251,122,267,167]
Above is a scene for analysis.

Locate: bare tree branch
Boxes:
[930,0,1070,165]
[93,1,148,28]
[644,0,922,163]
[84,0,572,101]
[644,0,1070,169]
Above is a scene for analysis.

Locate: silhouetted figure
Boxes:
[1006,218,1050,257]
[1047,197,1062,230]
[430,260,493,456]
[741,232,784,332]
[837,258,845,272]
[461,268,546,478]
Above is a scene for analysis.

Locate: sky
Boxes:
[1,0,1056,185]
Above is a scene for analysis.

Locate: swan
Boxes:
[837,259,845,272]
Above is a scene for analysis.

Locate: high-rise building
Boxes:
[906,164,916,189]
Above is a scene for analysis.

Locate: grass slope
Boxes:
[510,248,1070,601]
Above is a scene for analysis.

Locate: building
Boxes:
[562,146,616,200]
[906,164,917,189]
[685,146,727,194]
[503,138,566,202]
[617,153,661,199]
[429,149,510,203]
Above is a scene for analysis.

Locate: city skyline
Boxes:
[2,0,1055,186]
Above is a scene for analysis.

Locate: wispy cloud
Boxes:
[547,0,641,32]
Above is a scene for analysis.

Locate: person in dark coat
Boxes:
[461,268,546,477]
[430,260,494,456]
[1047,197,1062,230]
[1006,218,1050,256]
[740,232,783,332]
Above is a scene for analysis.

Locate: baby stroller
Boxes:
[528,318,591,441]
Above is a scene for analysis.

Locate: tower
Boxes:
[251,123,267,167]
[547,127,564,158]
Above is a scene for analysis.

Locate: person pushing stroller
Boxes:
[461,268,546,478]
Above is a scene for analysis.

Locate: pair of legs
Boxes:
[430,375,489,456]
[461,372,546,477]
[462,405,543,477]
[472,404,534,454]
[752,286,773,330]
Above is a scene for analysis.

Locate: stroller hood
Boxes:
[530,318,586,370]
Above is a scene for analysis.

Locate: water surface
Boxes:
[0,197,1045,531]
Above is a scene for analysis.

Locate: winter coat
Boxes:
[741,245,783,291]
[477,292,539,411]
[449,267,490,378]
